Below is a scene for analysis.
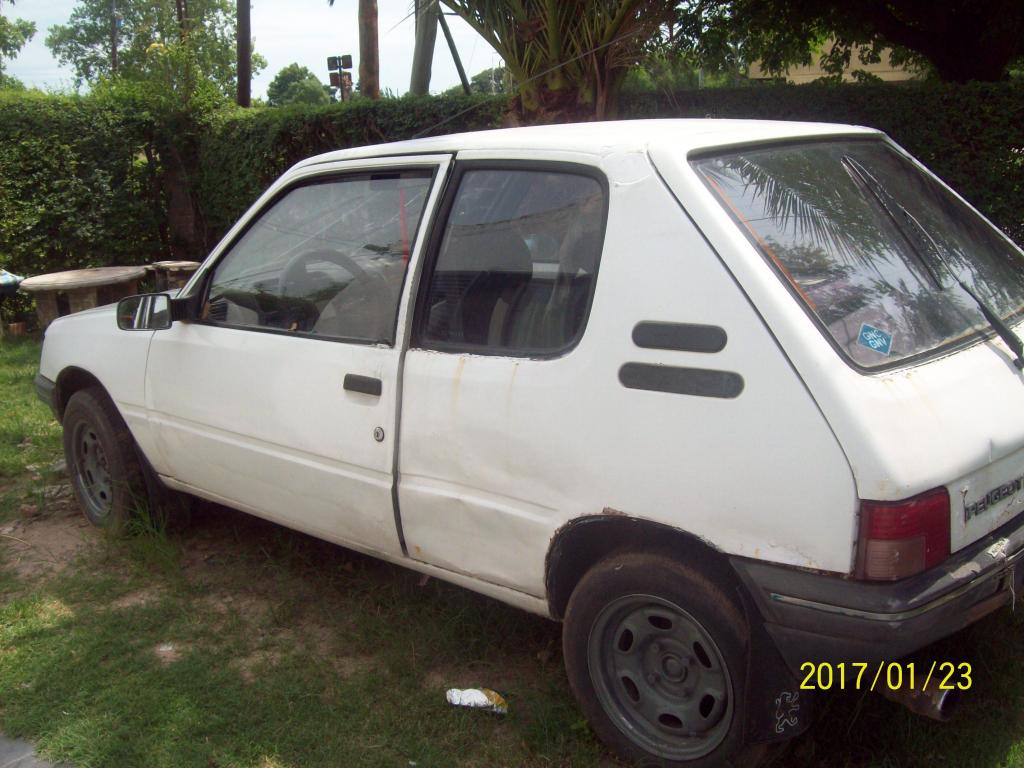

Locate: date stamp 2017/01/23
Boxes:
[798,661,972,691]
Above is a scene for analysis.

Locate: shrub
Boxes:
[193,94,507,246]
[0,91,165,279]
[620,82,1024,243]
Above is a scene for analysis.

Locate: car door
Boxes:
[398,157,609,593]
[145,155,451,556]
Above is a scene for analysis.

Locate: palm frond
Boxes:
[440,0,672,116]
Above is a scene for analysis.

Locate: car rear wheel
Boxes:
[63,387,145,531]
[563,552,767,767]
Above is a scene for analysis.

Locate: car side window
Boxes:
[205,171,432,345]
[418,167,605,354]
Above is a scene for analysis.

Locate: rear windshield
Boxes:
[692,139,1024,368]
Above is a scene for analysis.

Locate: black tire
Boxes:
[563,552,766,768]
[62,387,146,531]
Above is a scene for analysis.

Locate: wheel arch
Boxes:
[545,512,746,621]
[54,366,108,420]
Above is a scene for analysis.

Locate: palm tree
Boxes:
[328,0,380,99]
[439,0,674,121]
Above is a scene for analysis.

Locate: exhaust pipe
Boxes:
[880,676,961,721]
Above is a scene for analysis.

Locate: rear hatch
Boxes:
[662,133,1024,555]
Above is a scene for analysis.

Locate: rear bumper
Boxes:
[34,373,57,418]
[731,510,1024,674]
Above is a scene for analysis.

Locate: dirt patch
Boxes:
[154,641,186,664]
[232,648,284,683]
[423,657,546,696]
[424,666,478,693]
[0,502,96,579]
[200,590,273,624]
[181,532,231,573]
[332,655,375,679]
[110,587,163,609]
[299,621,336,656]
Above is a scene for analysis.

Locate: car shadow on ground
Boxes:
[1,497,1023,768]
[179,503,1024,768]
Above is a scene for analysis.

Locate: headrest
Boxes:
[440,223,532,275]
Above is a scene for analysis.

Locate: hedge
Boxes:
[621,82,1024,245]
[1,82,1022,323]
[193,82,1024,250]
[0,91,164,274]
[194,94,506,248]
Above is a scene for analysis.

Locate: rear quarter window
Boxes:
[417,166,606,356]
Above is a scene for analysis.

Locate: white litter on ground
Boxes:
[445,687,508,714]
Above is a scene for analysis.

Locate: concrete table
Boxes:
[19,266,148,330]
[151,260,201,291]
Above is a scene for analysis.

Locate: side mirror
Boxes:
[117,293,172,331]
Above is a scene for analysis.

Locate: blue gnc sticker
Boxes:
[858,323,893,356]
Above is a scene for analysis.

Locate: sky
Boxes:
[3,1,500,98]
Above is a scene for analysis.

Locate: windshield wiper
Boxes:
[842,156,1024,370]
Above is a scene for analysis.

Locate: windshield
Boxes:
[692,138,1024,368]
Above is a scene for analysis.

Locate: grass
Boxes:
[0,337,62,479]
[1,334,1024,767]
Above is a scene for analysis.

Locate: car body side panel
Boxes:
[145,326,404,554]
[398,150,858,598]
[650,140,1024,554]
[37,306,161,461]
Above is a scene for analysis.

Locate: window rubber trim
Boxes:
[409,158,610,360]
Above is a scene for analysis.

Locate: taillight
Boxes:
[855,487,951,581]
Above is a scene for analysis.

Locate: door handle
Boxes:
[344,374,382,396]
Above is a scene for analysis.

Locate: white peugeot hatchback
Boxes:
[35,120,1024,767]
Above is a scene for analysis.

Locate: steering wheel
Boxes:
[278,248,369,296]
[278,247,398,336]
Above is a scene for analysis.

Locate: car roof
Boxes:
[293,118,881,169]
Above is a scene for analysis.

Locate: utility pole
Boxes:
[358,0,380,98]
[236,0,251,107]
[327,0,379,99]
[437,10,470,94]
[409,0,438,95]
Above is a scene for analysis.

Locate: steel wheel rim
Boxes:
[587,593,733,761]
[71,420,113,520]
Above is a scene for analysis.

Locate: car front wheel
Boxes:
[63,387,145,530]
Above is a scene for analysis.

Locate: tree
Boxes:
[236,0,250,106]
[267,63,331,106]
[409,0,438,96]
[442,65,512,95]
[46,0,265,96]
[0,0,36,87]
[439,1,675,121]
[670,0,1024,83]
[327,0,379,99]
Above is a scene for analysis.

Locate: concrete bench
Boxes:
[19,266,149,330]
